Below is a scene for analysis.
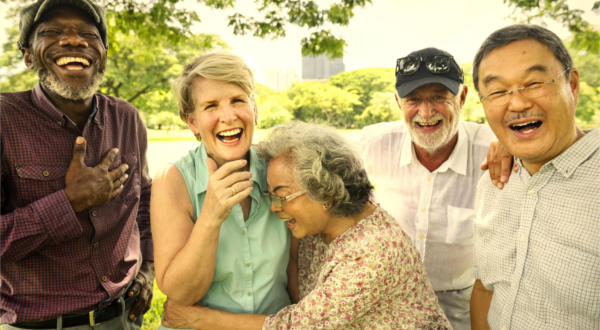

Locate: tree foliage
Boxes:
[505,0,600,54]
[1,0,372,58]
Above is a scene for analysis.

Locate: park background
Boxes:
[0,0,598,329]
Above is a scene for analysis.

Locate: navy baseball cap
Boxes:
[395,47,463,98]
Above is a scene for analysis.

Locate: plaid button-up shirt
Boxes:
[1,84,153,323]
[473,129,600,329]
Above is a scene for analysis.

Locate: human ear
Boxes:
[568,67,580,104]
[21,48,35,69]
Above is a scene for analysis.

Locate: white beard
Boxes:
[405,103,460,154]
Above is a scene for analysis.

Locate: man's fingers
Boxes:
[129,285,150,320]
[108,163,129,181]
[480,157,489,171]
[98,148,120,171]
[69,137,87,170]
[500,152,513,184]
[143,291,153,314]
[110,185,124,200]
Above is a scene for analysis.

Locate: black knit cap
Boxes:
[18,0,109,50]
[395,47,463,98]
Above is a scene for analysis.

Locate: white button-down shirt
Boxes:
[356,120,496,291]
[473,129,600,329]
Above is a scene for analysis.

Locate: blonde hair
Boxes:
[173,52,256,123]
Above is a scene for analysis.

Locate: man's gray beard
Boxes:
[35,58,104,101]
[405,103,461,154]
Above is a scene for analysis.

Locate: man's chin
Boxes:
[38,68,104,101]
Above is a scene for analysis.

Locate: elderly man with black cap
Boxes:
[356,47,508,329]
[1,0,154,329]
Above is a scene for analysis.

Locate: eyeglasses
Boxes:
[479,68,570,107]
[263,189,307,207]
[396,55,457,75]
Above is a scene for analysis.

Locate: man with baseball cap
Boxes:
[1,0,154,329]
[355,47,504,329]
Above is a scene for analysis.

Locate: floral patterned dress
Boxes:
[263,204,451,329]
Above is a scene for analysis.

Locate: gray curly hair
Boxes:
[257,121,373,218]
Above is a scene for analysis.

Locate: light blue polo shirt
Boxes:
[159,144,290,330]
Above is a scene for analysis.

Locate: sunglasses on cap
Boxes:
[395,55,457,75]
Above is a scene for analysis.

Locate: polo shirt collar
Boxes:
[194,143,267,196]
[399,121,468,176]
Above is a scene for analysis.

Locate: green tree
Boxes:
[460,61,487,124]
[255,84,294,128]
[505,0,599,54]
[2,0,372,59]
[286,82,359,127]
[360,92,401,126]
[328,67,396,110]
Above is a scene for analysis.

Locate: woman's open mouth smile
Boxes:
[216,128,243,144]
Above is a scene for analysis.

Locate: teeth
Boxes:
[417,120,440,126]
[56,57,90,67]
[281,218,291,222]
[217,128,241,137]
[512,121,538,127]
[522,129,535,134]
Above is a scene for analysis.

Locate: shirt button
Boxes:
[247,291,253,296]
[501,326,508,330]
[57,122,62,126]
[418,235,424,240]
[42,171,49,177]
[246,262,251,267]
[512,282,517,288]
[93,242,99,248]
[528,189,535,195]
[241,229,247,235]
[427,177,431,181]
[420,209,426,213]
[92,211,97,217]
[94,118,99,123]
[521,236,527,242]
[102,276,107,282]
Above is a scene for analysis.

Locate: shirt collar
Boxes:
[31,83,98,128]
[399,121,468,175]
[194,143,267,195]
[545,128,599,178]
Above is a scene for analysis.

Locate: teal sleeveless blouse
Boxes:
[159,144,290,330]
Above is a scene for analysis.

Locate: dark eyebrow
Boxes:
[483,64,550,87]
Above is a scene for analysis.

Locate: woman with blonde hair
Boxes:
[151,52,292,330]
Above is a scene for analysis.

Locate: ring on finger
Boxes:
[231,187,236,196]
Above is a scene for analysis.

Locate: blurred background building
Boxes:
[302,54,345,82]
[264,67,300,91]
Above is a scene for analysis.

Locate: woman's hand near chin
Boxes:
[198,157,253,226]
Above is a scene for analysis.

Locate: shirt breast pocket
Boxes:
[446,205,475,245]
[15,164,69,202]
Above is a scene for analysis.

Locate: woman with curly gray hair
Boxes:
[162,121,451,329]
